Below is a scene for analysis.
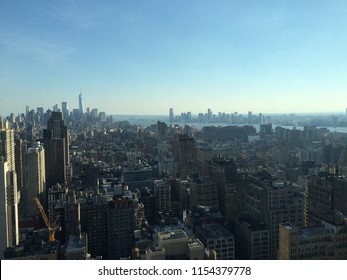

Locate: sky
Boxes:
[1,0,347,117]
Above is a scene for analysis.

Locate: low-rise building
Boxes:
[145,229,204,260]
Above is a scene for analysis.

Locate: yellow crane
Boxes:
[34,197,60,242]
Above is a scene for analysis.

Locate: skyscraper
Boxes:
[43,112,68,195]
[25,142,46,217]
[46,111,69,165]
[62,102,69,120]
[172,134,199,178]
[0,121,19,258]
[79,93,84,116]
[169,108,174,123]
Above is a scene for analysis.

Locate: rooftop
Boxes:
[198,223,233,240]
[158,230,188,241]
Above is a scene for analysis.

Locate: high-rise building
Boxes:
[25,106,29,119]
[193,177,218,209]
[65,191,81,241]
[79,93,84,116]
[172,134,199,178]
[154,179,171,212]
[306,174,347,226]
[237,174,305,259]
[207,108,212,122]
[15,139,27,217]
[25,142,46,217]
[209,159,238,221]
[99,112,106,122]
[82,195,108,259]
[0,122,15,171]
[47,112,68,141]
[107,199,135,259]
[43,112,69,192]
[61,102,69,120]
[0,121,19,258]
[90,108,98,120]
[169,108,174,123]
[43,129,66,192]
[157,121,168,143]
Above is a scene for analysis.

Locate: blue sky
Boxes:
[1,0,347,117]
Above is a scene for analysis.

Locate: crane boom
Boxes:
[34,197,59,242]
[34,197,50,228]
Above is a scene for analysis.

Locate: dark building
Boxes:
[260,123,272,138]
[107,199,135,259]
[83,196,108,259]
[64,192,81,242]
[209,159,237,221]
[139,187,156,225]
[195,223,235,260]
[235,218,270,260]
[46,111,69,164]
[172,134,199,178]
[43,129,66,191]
[306,174,347,226]
[157,121,168,143]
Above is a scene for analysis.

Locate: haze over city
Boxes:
[1,0,347,116]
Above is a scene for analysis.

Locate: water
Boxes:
[112,115,347,134]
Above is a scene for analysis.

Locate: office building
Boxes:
[0,121,19,258]
[123,166,153,190]
[43,130,66,191]
[154,179,171,212]
[235,218,270,259]
[172,134,199,178]
[193,177,218,209]
[79,93,84,116]
[14,139,26,193]
[25,142,46,217]
[209,159,237,221]
[279,211,347,260]
[46,111,69,164]
[61,102,69,120]
[64,192,81,241]
[85,201,108,259]
[195,223,235,260]
[43,112,68,193]
[107,199,135,259]
[306,174,347,226]
[47,183,67,223]
[237,174,305,259]
[169,108,174,123]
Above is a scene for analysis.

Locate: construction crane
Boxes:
[34,197,60,242]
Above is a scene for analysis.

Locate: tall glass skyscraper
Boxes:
[169,108,174,123]
[79,93,84,115]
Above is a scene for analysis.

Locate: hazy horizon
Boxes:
[1,1,347,116]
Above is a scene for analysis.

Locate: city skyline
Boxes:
[1,1,347,116]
